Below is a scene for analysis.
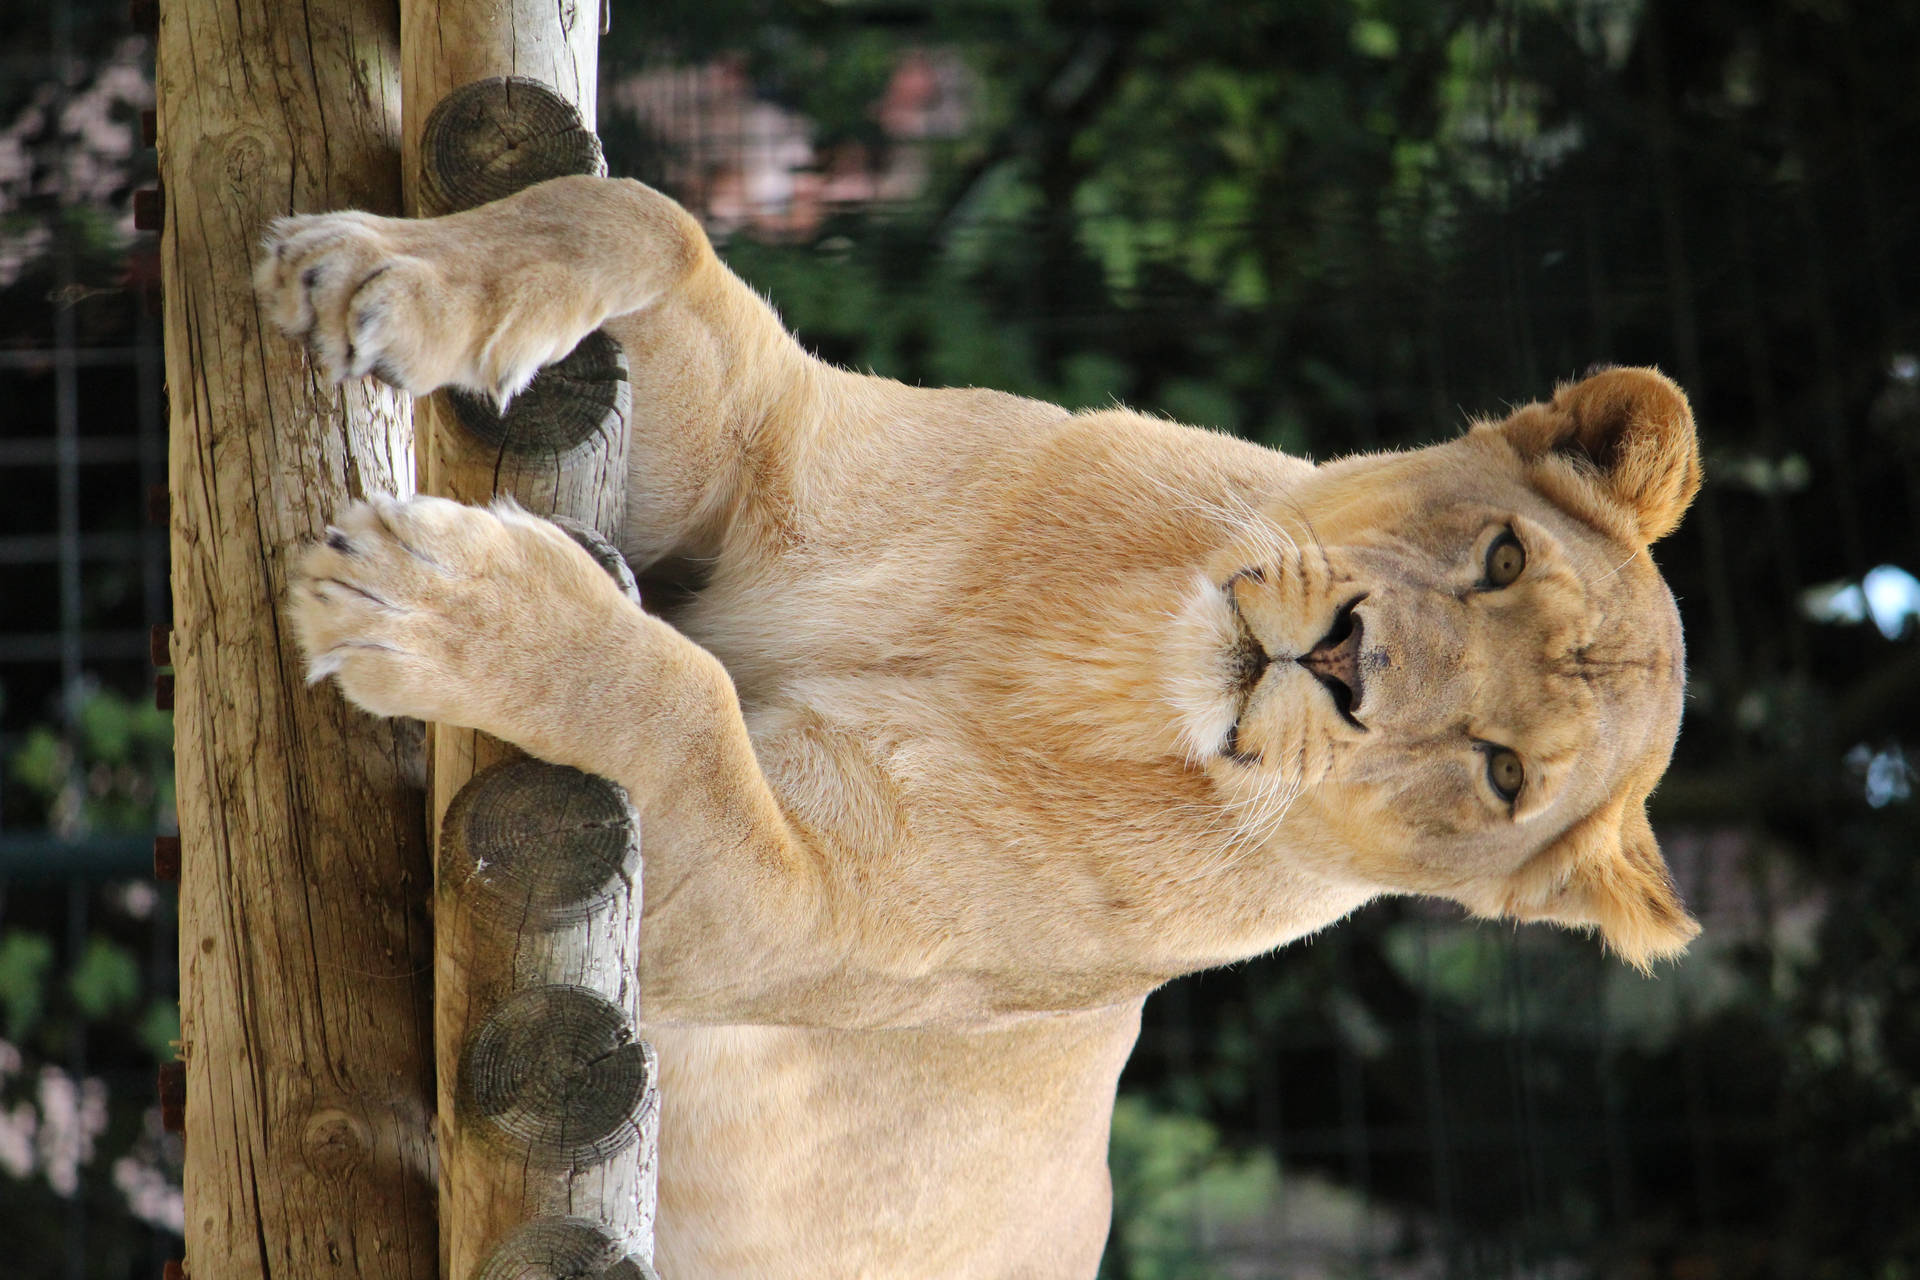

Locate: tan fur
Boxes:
[260,176,1701,1277]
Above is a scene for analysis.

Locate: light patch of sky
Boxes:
[1800,564,1920,641]
[1801,564,1917,806]
[1846,743,1914,809]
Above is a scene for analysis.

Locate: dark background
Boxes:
[1,0,1916,1275]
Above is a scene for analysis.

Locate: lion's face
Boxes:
[1169,368,1703,967]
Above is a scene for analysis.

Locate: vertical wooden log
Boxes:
[395,8,650,1274]
[428,485,655,1280]
[158,0,438,1276]
[439,758,658,1279]
[398,6,625,819]
[397,0,613,555]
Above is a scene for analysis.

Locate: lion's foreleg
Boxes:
[287,494,841,1023]
[256,175,826,568]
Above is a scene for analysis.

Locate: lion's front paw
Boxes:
[255,214,467,398]
[289,495,486,724]
[289,496,605,731]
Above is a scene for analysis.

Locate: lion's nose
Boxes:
[1299,595,1366,727]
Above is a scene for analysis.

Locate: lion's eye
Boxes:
[1484,528,1526,588]
[1484,746,1525,804]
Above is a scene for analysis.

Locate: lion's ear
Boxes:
[1496,366,1702,545]
[1490,805,1699,972]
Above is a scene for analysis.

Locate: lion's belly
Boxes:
[646,1003,1142,1278]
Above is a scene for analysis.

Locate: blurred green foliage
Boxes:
[67,935,139,1022]
[1,679,178,1264]
[0,931,56,1040]
[7,684,175,839]
[608,0,1920,1272]
[1103,1097,1284,1280]
[1,679,178,1063]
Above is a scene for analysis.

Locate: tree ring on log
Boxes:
[419,76,606,216]
[444,328,629,458]
[440,759,639,929]
[473,1216,658,1280]
[550,516,642,606]
[459,985,654,1165]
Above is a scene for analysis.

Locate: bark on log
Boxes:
[394,10,651,1274]
[158,1,438,1276]
[399,14,627,821]
[438,762,658,1278]
[473,1217,655,1280]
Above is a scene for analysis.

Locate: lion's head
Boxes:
[1171,367,1703,968]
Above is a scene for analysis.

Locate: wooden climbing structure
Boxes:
[157,0,656,1273]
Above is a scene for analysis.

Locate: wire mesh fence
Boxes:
[0,4,178,1276]
[3,0,1918,1275]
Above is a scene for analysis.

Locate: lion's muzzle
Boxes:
[1299,595,1368,729]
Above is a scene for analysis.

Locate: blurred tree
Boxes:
[2,0,1917,1271]
[8,683,174,838]
[600,0,1920,1272]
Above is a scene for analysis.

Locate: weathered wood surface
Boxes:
[394,8,650,1274]
[438,762,658,1276]
[158,0,438,1275]
[418,73,605,217]
[472,1217,656,1280]
[398,0,616,552]
[398,7,627,824]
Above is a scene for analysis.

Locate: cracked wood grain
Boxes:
[159,1,437,1277]
[393,5,650,1277]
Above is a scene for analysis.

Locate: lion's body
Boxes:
[262,176,1702,1277]
[650,1012,1138,1273]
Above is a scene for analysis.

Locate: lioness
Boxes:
[260,175,1701,1277]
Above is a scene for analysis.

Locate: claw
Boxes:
[490,378,517,414]
[306,650,345,684]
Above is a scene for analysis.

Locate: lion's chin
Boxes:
[1164,573,1281,764]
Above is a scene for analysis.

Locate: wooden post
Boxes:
[395,6,655,1275]
[157,1,439,1277]
[437,752,658,1280]
[397,10,625,821]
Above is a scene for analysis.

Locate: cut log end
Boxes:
[445,329,629,458]
[473,1217,658,1280]
[440,759,639,928]
[458,985,655,1166]
[420,76,606,217]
